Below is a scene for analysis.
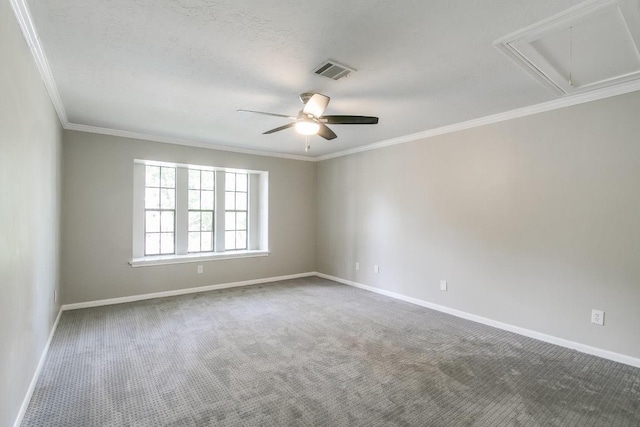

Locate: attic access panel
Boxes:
[495,0,640,96]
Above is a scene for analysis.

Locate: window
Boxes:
[144,166,175,255]
[225,172,248,251]
[188,169,215,253]
[132,161,268,266]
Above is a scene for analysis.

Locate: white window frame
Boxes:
[130,160,269,267]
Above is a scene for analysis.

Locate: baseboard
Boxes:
[61,272,316,311]
[314,272,640,369]
[13,308,63,427]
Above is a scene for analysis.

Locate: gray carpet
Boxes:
[23,277,640,426]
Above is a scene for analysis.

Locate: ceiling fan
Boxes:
[238,93,379,142]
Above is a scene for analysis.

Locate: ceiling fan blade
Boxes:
[303,94,330,117]
[322,115,379,125]
[237,109,296,119]
[317,123,337,140]
[263,122,296,134]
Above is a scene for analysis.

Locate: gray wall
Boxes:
[61,131,316,304]
[317,91,640,359]
[0,2,62,425]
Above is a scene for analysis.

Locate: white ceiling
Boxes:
[24,0,638,157]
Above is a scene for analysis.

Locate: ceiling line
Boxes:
[10,0,68,126]
[315,79,640,162]
[11,0,640,163]
[64,123,317,162]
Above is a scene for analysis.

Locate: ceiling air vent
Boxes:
[313,60,356,80]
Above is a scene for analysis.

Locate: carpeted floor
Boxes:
[23,277,640,426]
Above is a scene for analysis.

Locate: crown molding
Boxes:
[64,123,315,162]
[316,79,640,162]
[12,0,640,164]
[10,0,68,125]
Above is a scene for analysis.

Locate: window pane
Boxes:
[225,212,236,231]
[160,233,174,254]
[236,193,247,211]
[225,192,235,210]
[145,166,160,187]
[201,190,214,210]
[236,174,248,191]
[201,171,214,190]
[188,232,201,252]
[160,188,175,209]
[189,212,201,232]
[225,173,235,191]
[145,188,160,209]
[145,233,160,255]
[189,190,200,210]
[236,212,247,230]
[160,211,174,232]
[145,211,160,233]
[201,211,213,231]
[188,170,201,189]
[160,167,175,188]
[225,231,236,250]
[201,232,213,252]
[236,231,247,250]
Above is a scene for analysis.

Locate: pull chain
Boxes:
[305,135,311,152]
[569,26,573,86]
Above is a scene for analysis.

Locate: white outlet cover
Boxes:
[197,265,203,274]
[440,280,447,291]
[374,265,379,274]
[591,309,605,326]
[355,262,359,271]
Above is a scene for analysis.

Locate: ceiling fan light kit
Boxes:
[238,93,379,151]
[295,120,320,135]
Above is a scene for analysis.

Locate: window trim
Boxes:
[131,159,269,266]
[144,165,177,256]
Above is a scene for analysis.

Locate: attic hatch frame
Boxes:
[494,0,640,96]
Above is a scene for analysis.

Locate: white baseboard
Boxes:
[314,272,640,369]
[61,272,316,311]
[13,308,63,427]
[15,270,637,427]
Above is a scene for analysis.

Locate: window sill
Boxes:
[129,250,270,267]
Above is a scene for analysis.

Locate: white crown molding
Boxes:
[66,76,640,163]
[12,0,640,163]
[316,79,640,162]
[64,123,316,162]
[10,0,68,125]
[12,308,63,427]
[315,272,640,369]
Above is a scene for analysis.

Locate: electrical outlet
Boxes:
[440,280,447,291]
[374,265,379,274]
[197,265,203,274]
[355,262,360,271]
[591,309,604,326]
[54,290,58,303]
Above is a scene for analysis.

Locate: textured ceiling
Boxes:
[27,0,589,157]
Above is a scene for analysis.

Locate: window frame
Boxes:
[224,172,249,251]
[143,165,177,256]
[131,160,269,267]
[187,168,216,254]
